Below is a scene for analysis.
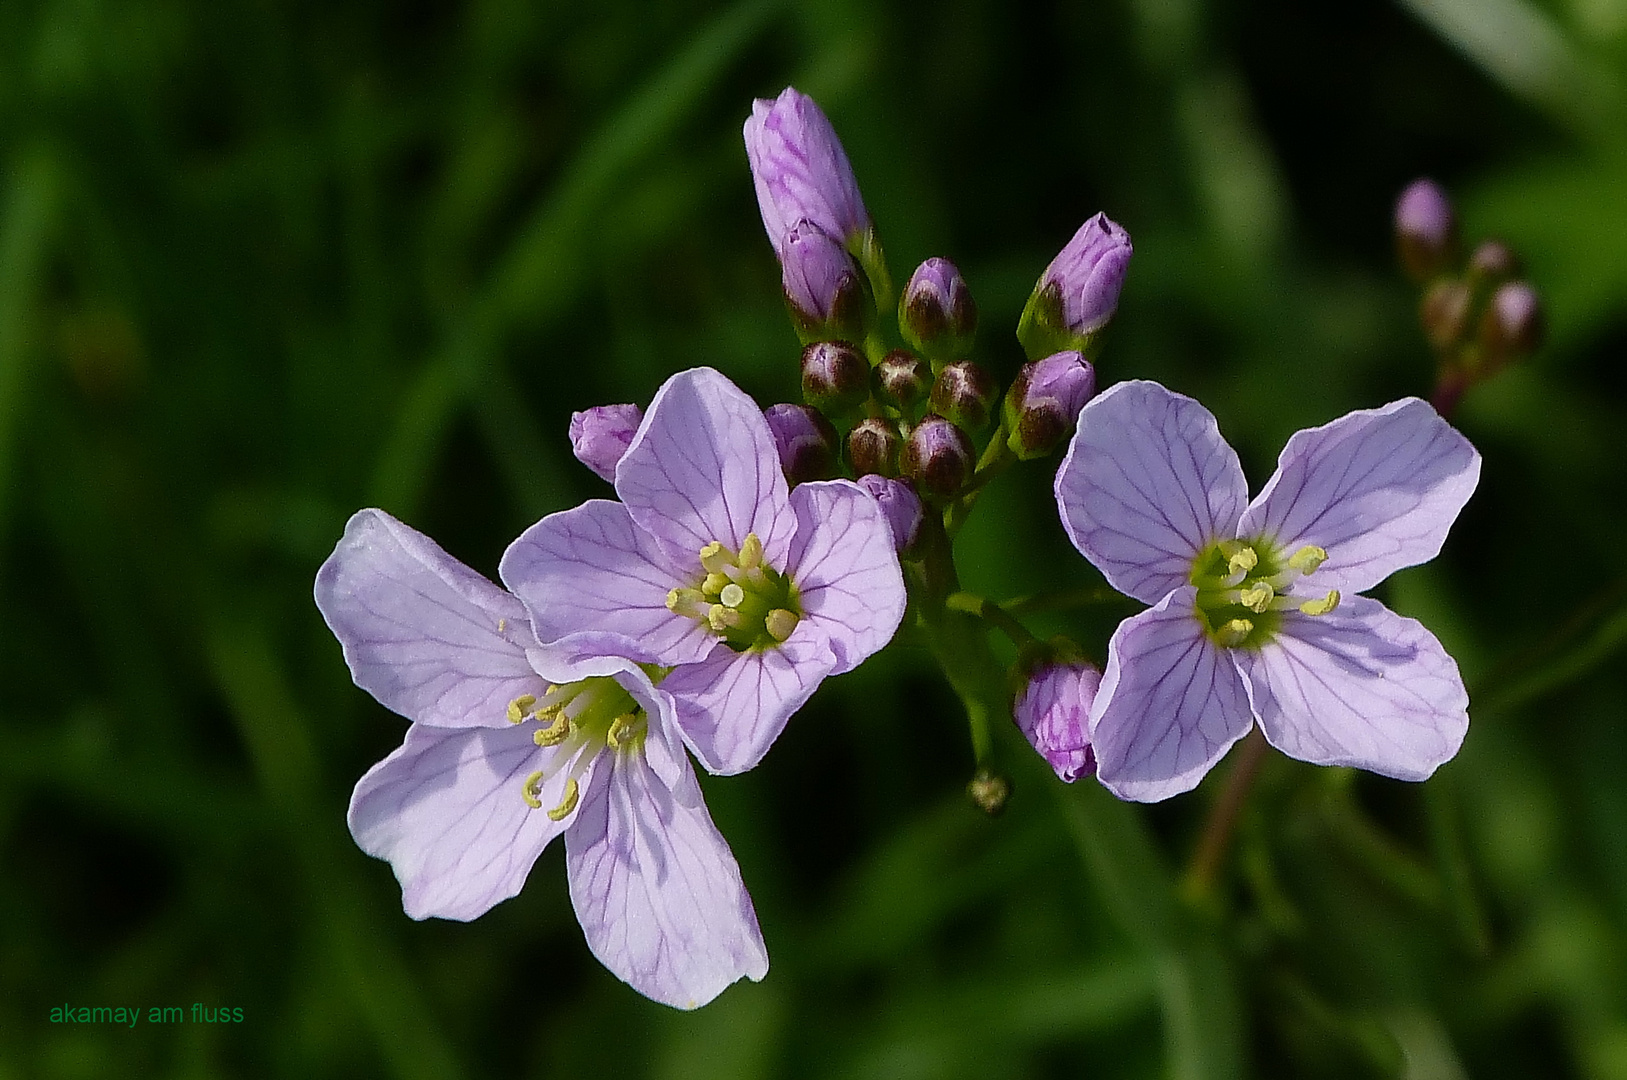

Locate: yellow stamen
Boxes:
[719,582,746,608]
[765,608,799,642]
[533,714,572,747]
[702,572,732,595]
[497,618,507,633]
[507,694,537,724]
[521,770,545,809]
[1299,590,1341,616]
[1216,618,1254,647]
[700,541,732,574]
[1288,545,1328,573]
[1240,581,1275,613]
[606,713,637,749]
[707,604,742,632]
[738,533,764,569]
[1228,546,1258,575]
[547,778,580,822]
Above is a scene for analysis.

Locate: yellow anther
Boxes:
[1240,581,1275,613]
[1299,590,1341,616]
[765,608,799,642]
[1216,618,1254,647]
[701,572,732,596]
[1228,547,1258,575]
[707,604,742,632]
[1288,545,1328,574]
[507,694,537,724]
[719,582,746,608]
[738,533,764,570]
[521,771,545,809]
[497,618,507,633]
[533,713,572,747]
[547,778,580,822]
[700,541,733,574]
[606,713,639,749]
[666,587,708,618]
[665,587,684,612]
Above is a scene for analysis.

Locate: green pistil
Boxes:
[1190,538,1340,649]
[666,532,802,652]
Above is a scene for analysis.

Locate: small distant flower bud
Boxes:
[763,403,838,485]
[876,349,931,410]
[1018,212,1132,360]
[800,340,869,415]
[744,87,871,258]
[1394,178,1458,283]
[1013,659,1100,783]
[1420,278,1472,352]
[846,416,901,477]
[1466,239,1520,288]
[857,474,923,553]
[568,404,643,482]
[782,220,872,344]
[899,257,977,359]
[966,767,1012,816]
[929,361,997,432]
[901,415,974,498]
[1478,280,1544,363]
[1004,350,1097,460]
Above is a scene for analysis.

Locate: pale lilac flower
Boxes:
[762,402,837,484]
[744,87,871,258]
[570,404,643,482]
[1055,380,1480,802]
[856,475,922,553]
[1014,661,1100,783]
[315,510,767,1009]
[501,367,906,776]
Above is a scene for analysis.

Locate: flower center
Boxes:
[506,677,647,820]
[1188,539,1340,649]
[664,532,802,651]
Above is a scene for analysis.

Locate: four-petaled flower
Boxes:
[500,367,907,775]
[1055,380,1480,801]
[315,509,768,1009]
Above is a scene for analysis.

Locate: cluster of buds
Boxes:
[1394,178,1543,413]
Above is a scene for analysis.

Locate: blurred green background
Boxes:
[3,0,1627,1076]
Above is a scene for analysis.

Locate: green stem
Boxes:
[1182,728,1270,902]
[946,591,1040,648]
[945,423,1017,536]
[1004,585,1125,616]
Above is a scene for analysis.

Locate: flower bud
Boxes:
[744,87,871,258]
[857,474,923,554]
[1394,178,1458,283]
[1013,659,1100,783]
[1466,239,1520,289]
[899,257,977,359]
[568,403,643,482]
[901,414,974,498]
[1004,350,1097,460]
[846,416,901,477]
[966,767,1012,816]
[763,403,838,485]
[1478,280,1543,364]
[929,361,997,433]
[876,349,931,410]
[782,220,872,344]
[1420,279,1471,352]
[1017,212,1132,361]
[800,340,869,415]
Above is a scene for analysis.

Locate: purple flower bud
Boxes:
[899,257,977,358]
[857,474,923,553]
[1466,239,1520,288]
[1013,660,1100,783]
[1018,213,1132,360]
[1395,178,1459,283]
[901,414,974,498]
[744,87,871,258]
[800,340,869,415]
[846,417,901,478]
[929,360,997,432]
[1420,279,1471,352]
[782,220,870,343]
[1004,350,1097,460]
[568,403,643,482]
[1478,280,1544,363]
[876,349,931,410]
[763,403,838,485]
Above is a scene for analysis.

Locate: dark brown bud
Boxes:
[901,414,974,497]
[929,361,997,433]
[1420,279,1472,353]
[800,340,869,415]
[876,348,931,410]
[846,417,902,477]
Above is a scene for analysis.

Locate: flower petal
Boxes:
[499,499,716,667]
[1236,596,1468,779]
[785,480,906,675]
[1090,587,1255,802]
[1056,381,1248,604]
[315,509,540,729]
[614,368,796,567]
[348,722,593,921]
[662,633,838,775]
[1239,398,1480,594]
[566,729,768,1010]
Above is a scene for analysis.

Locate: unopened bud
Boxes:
[1004,350,1096,460]
[800,340,869,415]
[846,416,901,477]
[1466,239,1520,289]
[763,404,838,485]
[1013,658,1099,783]
[901,414,974,498]
[856,474,923,554]
[782,219,872,344]
[1394,178,1458,283]
[876,349,931,410]
[967,767,1012,815]
[1420,278,1471,352]
[929,361,997,432]
[1478,281,1543,364]
[899,257,977,360]
[1018,212,1132,360]
[744,87,872,259]
[569,404,643,482]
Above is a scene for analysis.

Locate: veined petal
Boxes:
[662,633,838,775]
[784,480,906,675]
[1236,596,1468,780]
[348,723,593,921]
[1239,398,1480,594]
[1090,587,1255,802]
[1056,381,1248,604]
[500,499,715,667]
[566,728,768,1010]
[614,368,796,567]
[315,509,540,729]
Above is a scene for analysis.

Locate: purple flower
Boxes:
[1055,380,1480,802]
[856,474,923,553]
[744,87,871,258]
[1014,661,1100,783]
[315,509,767,1009]
[1019,213,1132,360]
[569,404,643,482]
[501,368,907,776]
